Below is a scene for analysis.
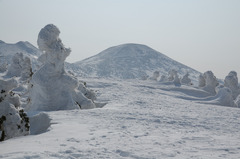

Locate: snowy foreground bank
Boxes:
[0,78,240,159]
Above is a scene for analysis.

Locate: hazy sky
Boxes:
[0,0,240,79]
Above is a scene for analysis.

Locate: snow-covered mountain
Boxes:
[0,40,41,63]
[1,41,201,82]
[72,43,201,81]
[0,40,42,71]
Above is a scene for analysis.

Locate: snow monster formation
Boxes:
[0,78,29,141]
[27,24,96,111]
[224,71,240,99]
[181,73,192,85]
[197,71,237,107]
[199,71,218,95]
[168,69,181,86]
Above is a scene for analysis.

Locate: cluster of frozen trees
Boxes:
[148,69,240,107]
[198,70,240,107]
[148,69,192,86]
[0,24,103,141]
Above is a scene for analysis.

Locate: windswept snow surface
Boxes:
[1,78,240,159]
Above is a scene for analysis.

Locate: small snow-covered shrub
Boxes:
[0,78,29,141]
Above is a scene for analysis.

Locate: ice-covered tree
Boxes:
[181,73,192,85]
[0,78,29,141]
[77,82,96,101]
[224,71,240,99]
[168,69,181,86]
[26,24,96,111]
[6,53,24,77]
[20,56,33,81]
[202,71,218,95]
[214,85,236,107]
[5,52,33,82]
[168,69,177,81]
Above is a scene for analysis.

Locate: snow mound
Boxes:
[198,85,236,107]
[71,43,200,81]
[29,112,51,135]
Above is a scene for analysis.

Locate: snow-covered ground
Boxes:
[1,78,240,159]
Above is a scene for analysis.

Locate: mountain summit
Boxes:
[72,43,200,80]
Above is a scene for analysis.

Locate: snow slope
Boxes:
[0,78,239,159]
[72,44,200,81]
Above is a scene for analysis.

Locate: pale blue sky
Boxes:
[0,0,240,79]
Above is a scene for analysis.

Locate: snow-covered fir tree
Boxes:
[0,78,29,141]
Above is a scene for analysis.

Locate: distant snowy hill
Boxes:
[1,41,201,82]
[0,40,42,70]
[0,40,41,62]
[72,43,200,81]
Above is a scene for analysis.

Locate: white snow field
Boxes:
[0,78,239,159]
